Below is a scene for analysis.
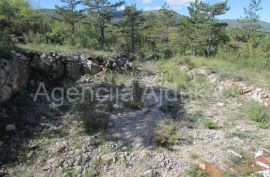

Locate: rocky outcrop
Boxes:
[179,65,270,108]
[0,51,134,103]
[0,52,30,103]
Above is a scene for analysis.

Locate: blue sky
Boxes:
[31,0,270,22]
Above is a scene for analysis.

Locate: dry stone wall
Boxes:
[0,51,133,103]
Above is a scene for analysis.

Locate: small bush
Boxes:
[222,88,241,98]
[201,119,219,129]
[186,165,209,177]
[246,103,270,129]
[123,101,143,110]
[182,57,196,69]
[0,32,14,59]
[75,95,109,134]
[132,80,145,103]
[155,120,180,148]
[163,49,173,59]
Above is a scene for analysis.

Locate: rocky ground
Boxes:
[0,59,270,177]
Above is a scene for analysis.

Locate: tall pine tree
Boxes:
[84,0,124,49]
[182,0,229,56]
[120,5,143,53]
[240,0,262,41]
[55,0,84,45]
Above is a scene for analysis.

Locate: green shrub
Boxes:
[163,49,173,59]
[75,95,109,134]
[201,119,219,129]
[221,88,241,98]
[155,120,180,148]
[123,101,143,110]
[246,103,270,128]
[186,165,209,177]
[24,32,47,44]
[123,80,144,110]
[0,32,14,59]
[132,80,144,102]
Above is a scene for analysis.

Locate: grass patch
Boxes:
[66,168,79,177]
[243,102,270,129]
[173,55,270,91]
[155,120,180,149]
[221,87,241,98]
[123,80,144,110]
[186,164,209,177]
[74,93,110,134]
[201,119,219,129]
[190,153,199,160]
[231,131,251,140]
[86,158,104,176]
[226,148,258,177]
[188,74,216,101]
[17,43,114,56]
[123,101,143,110]
[157,58,190,89]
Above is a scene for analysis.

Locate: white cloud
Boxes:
[118,4,126,10]
[143,6,162,11]
[140,0,206,8]
[141,0,154,4]
[164,0,198,7]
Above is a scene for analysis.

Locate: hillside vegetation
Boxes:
[1,0,270,177]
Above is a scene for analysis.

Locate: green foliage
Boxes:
[157,59,189,89]
[0,32,14,59]
[239,0,262,41]
[221,88,241,98]
[201,119,219,129]
[0,0,40,35]
[55,0,85,45]
[74,94,109,134]
[245,102,270,128]
[75,24,98,48]
[179,0,229,56]
[132,80,145,103]
[124,80,144,110]
[155,120,180,148]
[84,0,124,49]
[186,164,209,177]
[120,5,143,53]
[66,168,79,177]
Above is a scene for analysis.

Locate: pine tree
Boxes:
[240,0,262,41]
[120,5,143,53]
[160,3,174,49]
[55,0,84,45]
[84,0,124,49]
[182,0,229,56]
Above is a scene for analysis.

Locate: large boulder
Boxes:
[83,60,102,75]
[0,52,30,103]
[66,60,82,80]
[51,59,65,79]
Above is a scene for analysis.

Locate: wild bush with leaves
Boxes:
[246,102,270,128]
[124,80,144,110]
[155,120,180,148]
[186,164,209,177]
[201,119,219,130]
[74,94,110,134]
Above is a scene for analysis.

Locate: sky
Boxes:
[31,0,270,22]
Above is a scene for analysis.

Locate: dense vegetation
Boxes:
[0,0,269,71]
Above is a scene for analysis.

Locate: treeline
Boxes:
[0,0,269,69]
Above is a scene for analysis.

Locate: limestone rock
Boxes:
[66,61,82,80]
[0,52,30,103]
[6,124,16,131]
[83,60,101,75]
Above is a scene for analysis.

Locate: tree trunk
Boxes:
[99,16,105,49]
